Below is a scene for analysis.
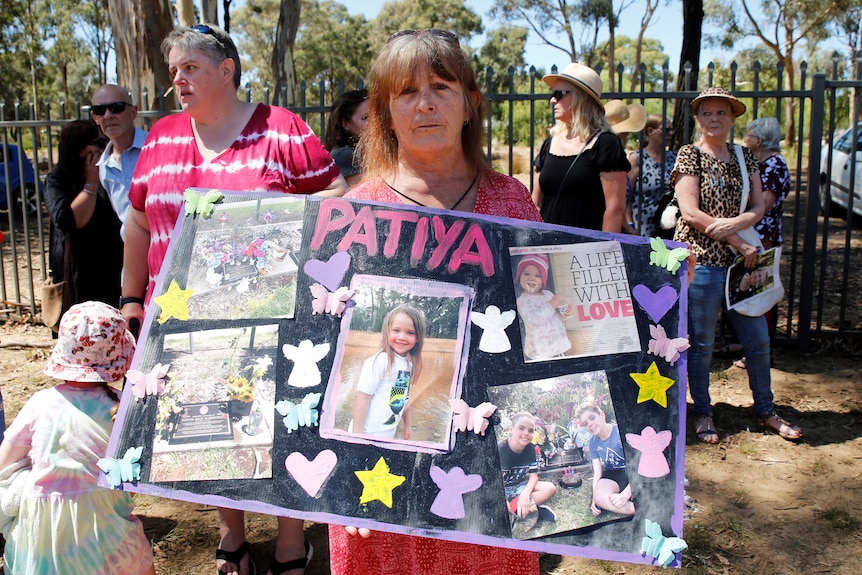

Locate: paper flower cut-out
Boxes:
[632,284,679,323]
[429,466,483,519]
[641,519,687,568]
[153,280,193,324]
[285,450,337,497]
[282,340,331,387]
[354,457,406,508]
[470,306,516,353]
[629,362,675,408]
[625,426,674,478]
[649,237,690,274]
[128,363,171,400]
[304,251,351,291]
[184,189,223,219]
[450,399,497,436]
[97,446,143,488]
[310,283,354,317]
[647,324,690,365]
[275,392,321,433]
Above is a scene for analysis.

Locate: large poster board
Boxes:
[104,192,690,567]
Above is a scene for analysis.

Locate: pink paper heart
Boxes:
[303,252,351,292]
[285,450,337,497]
[633,284,678,323]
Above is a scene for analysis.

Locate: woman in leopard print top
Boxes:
[670,87,802,444]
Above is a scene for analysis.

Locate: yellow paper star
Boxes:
[629,362,675,408]
[354,457,406,508]
[152,280,193,324]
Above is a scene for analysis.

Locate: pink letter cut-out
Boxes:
[447,222,495,276]
[337,206,378,256]
[310,198,355,250]
[625,426,673,478]
[285,450,338,497]
[429,465,483,519]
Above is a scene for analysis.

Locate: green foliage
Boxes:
[294,0,373,102]
[598,35,674,92]
[232,0,280,102]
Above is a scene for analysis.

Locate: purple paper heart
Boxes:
[304,252,351,292]
[633,284,678,323]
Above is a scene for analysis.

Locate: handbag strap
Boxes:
[61,232,71,281]
[734,144,750,216]
[559,131,600,191]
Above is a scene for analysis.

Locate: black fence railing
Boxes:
[1,58,861,351]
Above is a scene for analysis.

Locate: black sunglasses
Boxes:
[387,29,460,46]
[91,102,130,116]
[551,90,572,101]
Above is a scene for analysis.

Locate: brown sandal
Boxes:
[758,412,802,440]
[693,414,719,444]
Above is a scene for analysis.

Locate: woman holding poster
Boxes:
[671,87,801,443]
[329,28,543,575]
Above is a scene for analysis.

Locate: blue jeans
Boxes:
[688,264,774,417]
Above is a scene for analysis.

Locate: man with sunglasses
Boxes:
[91,84,147,240]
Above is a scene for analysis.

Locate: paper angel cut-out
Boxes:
[275,392,321,433]
[97,446,143,488]
[649,237,690,274]
[128,363,170,400]
[625,426,673,478]
[310,283,354,317]
[282,340,331,387]
[641,519,687,568]
[429,466,483,519]
[450,399,497,436]
[647,324,690,365]
[470,305,516,353]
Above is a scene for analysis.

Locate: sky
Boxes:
[347,0,724,72]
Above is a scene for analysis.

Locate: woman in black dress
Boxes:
[532,63,630,232]
[44,120,123,306]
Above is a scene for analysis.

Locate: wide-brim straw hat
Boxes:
[543,63,604,110]
[44,301,135,383]
[691,86,746,118]
[605,100,647,133]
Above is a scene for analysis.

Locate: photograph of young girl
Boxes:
[488,370,635,539]
[319,275,472,452]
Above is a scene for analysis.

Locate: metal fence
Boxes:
[1,58,861,351]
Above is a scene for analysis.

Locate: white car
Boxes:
[821,123,862,218]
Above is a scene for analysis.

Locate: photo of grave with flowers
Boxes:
[149,324,280,482]
[184,197,306,320]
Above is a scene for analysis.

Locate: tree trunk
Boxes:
[270,0,300,107]
[177,0,195,26]
[108,0,174,112]
[200,0,217,25]
[223,0,233,32]
[782,53,797,146]
[607,0,616,93]
[672,0,703,149]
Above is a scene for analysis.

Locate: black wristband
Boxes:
[119,296,145,308]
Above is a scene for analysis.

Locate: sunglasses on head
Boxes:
[191,23,232,54]
[551,90,572,101]
[387,29,460,46]
[91,102,130,116]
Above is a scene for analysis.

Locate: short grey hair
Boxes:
[745,117,781,151]
[161,24,241,88]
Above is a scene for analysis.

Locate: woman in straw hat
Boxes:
[670,86,802,444]
[532,63,631,232]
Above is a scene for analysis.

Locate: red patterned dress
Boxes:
[328,167,542,575]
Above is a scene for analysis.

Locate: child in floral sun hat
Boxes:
[0,301,155,574]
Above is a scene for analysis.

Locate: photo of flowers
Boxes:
[149,324,279,482]
[183,194,306,320]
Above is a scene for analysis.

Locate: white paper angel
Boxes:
[282,340,331,388]
[470,305,516,353]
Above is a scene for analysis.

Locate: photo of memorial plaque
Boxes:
[169,401,234,445]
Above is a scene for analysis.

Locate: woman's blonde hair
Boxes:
[549,83,610,141]
[357,30,488,179]
[379,303,426,385]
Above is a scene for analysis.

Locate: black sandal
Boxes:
[268,541,313,575]
[216,540,256,575]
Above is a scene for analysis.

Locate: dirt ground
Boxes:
[1,320,860,575]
